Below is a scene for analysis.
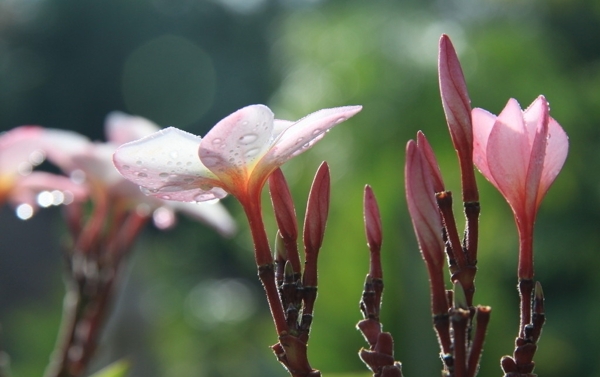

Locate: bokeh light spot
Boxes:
[185,278,257,329]
[15,203,33,220]
[122,35,216,128]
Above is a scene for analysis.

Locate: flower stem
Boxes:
[242,195,288,336]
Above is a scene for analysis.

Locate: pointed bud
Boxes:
[438,34,478,202]
[269,168,298,242]
[416,132,445,193]
[303,162,330,255]
[363,185,383,280]
[302,162,330,288]
[404,141,445,268]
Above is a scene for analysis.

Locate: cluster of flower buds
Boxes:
[401,34,568,377]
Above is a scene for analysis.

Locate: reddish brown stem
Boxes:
[467,306,491,377]
[518,279,534,338]
[451,308,470,377]
[242,196,288,336]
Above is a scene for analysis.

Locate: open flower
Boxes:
[41,113,236,236]
[113,104,361,206]
[114,104,361,266]
[0,126,87,215]
[472,95,568,279]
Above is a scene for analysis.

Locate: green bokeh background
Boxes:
[1,0,598,376]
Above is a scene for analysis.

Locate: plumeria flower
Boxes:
[0,126,87,218]
[41,112,236,236]
[113,104,362,205]
[113,104,361,265]
[472,95,568,279]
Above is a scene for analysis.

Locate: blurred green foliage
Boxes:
[2,0,600,377]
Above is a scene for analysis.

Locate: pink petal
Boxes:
[41,129,91,172]
[537,116,568,206]
[9,171,88,206]
[113,127,225,202]
[523,96,549,216]
[199,105,275,189]
[105,111,160,145]
[486,99,530,216]
[0,126,45,174]
[471,108,497,187]
[264,105,362,166]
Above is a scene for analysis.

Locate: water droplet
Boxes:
[170,151,179,159]
[228,157,235,162]
[161,195,171,200]
[183,177,195,183]
[245,148,260,158]
[212,138,222,145]
[136,160,143,165]
[238,133,258,145]
[159,172,169,178]
[335,117,346,124]
[122,165,130,170]
[312,129,322,135]
[137,172,148,178]
[296,137,304,144]
[303,143,310,149]
[186,161,192,166]
[140,187,158,195]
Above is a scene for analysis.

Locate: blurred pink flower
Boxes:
[472,96,568,279]
[0,126,87,217]
[42,112,236,236]
[113,104,361,206]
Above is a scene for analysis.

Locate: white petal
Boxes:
[113,127,225,202]
[199,105,275,183]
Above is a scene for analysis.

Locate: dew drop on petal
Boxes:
[212,138,223,145]
[312,129,322,135]
[122,165,131,170]
[140,187,152,195]
[136,160,143,165]
[159,172,169,178]
[137,172,148,178]
[238,133,259,145]
[335,117,346,124]
[161,195,171,200]
[245,148,260,158]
